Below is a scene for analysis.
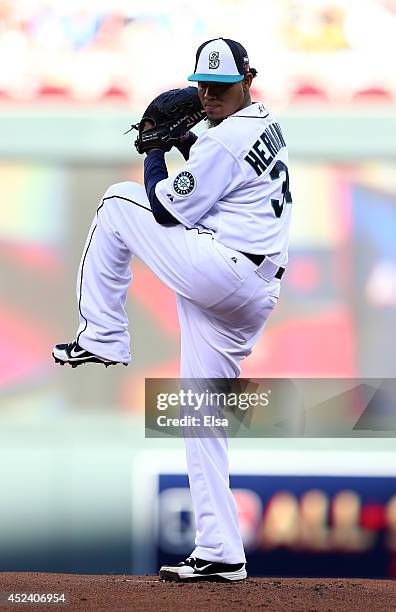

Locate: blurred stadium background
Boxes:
[0,0,396,577]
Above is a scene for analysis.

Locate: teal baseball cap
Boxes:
[188,38,250,83]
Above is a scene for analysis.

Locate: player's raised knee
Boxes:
[101,181,147,206]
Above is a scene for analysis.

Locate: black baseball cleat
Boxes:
[159,556,247,582]
[52,341,128,368]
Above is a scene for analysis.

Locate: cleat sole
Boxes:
[53,352,128,368]
[159,570,241,583]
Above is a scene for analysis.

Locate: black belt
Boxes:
[240,252,285,279]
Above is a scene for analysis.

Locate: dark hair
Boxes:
[249,67,258,79]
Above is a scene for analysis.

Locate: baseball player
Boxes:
[53,38,292,582]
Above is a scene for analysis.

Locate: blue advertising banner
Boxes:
[157,474,396,578]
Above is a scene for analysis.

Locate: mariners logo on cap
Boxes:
[173,171,196,196]
[209,51,220,69]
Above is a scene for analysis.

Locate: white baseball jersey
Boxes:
[155,101,292,266]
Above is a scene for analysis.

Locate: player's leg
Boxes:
[54,182,178,364]
[159,286,277,581]
[177,299,253,566]
[54,180,247,365]
[72,182,188,362]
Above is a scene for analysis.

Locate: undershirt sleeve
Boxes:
[144,150,179,226]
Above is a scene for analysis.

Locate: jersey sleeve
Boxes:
[155,133,241,227]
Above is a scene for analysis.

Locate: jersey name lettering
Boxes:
[244,123,286,177]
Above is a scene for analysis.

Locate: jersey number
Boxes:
[270,161,292,218]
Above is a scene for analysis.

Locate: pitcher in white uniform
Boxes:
[53,38,292,582]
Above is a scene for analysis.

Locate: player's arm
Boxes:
[144,149,179,225]
[144,131,199,224]
[136,87,204,224]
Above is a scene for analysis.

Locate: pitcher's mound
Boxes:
[0,573,395,611]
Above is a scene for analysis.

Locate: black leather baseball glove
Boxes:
[126,86,206,154]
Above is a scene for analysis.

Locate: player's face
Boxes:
[197,80,247,122]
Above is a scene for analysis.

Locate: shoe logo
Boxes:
[194,563,212,572]
[70,346,85,357]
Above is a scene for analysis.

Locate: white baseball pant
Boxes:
[75,181,280,564]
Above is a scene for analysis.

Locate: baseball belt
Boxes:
[240,252,285,279]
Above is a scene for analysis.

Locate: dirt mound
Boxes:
[0,573,395,611]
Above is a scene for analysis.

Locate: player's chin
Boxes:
[205,106,223,120]
[205,107,225,126]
